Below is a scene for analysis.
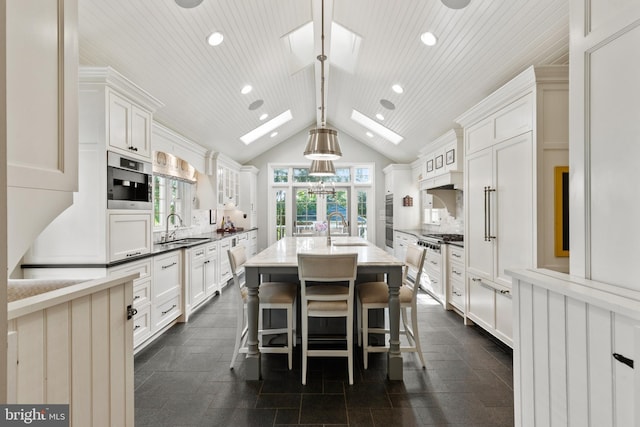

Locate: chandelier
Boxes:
[303,0,342,161]
[308,180,335,197]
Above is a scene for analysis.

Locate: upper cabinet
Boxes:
[206,153,241,208]
[6,0,79,272]
[108,90,153,160]
[418,129,463,190]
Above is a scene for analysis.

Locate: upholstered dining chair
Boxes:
[357,243,427,369]
[297,252,358,385]
[228,245,297,370]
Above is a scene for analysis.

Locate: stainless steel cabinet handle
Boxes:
[126,251,142,257]
[483,187,488,241]
[471,277,482,282]
[161,304,177,316]
[452,253,461,258]
[162,262,177,269]
[452,269,462,275]
[487,186,496,241]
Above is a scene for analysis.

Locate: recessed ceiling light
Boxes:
[376,113,385,121]
[366,132,374,138]
[441,0,471,9]
[241,85,253,95]
[380,99,396,110]
[351,109,403,145]
[175,0,203,8]
[420,32,437,46]
[248,99,264,110]
[392,84,404,94]
[240,110,292,144]
[270,132,278,138]
[207,32,224,46]
[259,113,268,121]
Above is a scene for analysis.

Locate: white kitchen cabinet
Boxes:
[109,258,153,347]
[107,90,152,160]
[383,165,420,230]
[457,65,568,347]
[218,237,233,288]
[248,230,258,258]
[185,242,218,319]
[447,245,465,314]
[108,212,153,262]
[152,251,182,332]
[393,231,416,260]
[239,166,258,228]
[422,248,444,304]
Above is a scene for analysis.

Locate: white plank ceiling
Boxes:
[78,0,569,164]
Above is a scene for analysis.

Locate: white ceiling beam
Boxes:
[312,0,333,126]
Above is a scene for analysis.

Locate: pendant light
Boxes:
[303,0,342,160]
[309,159,335,176]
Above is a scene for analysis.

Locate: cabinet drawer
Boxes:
[109,258,152,283]
[153,251,181,300]
[191,246,206,260]
[206,244,217,256]
[153,293,181,331]
[450,282,465,310]
[133,278,151,307]
[424,253,441,271]
[449,262,464,282]
[468,276,495,330]
[133,304,151,347]
[448,245,464,263]
[108,213,152,262]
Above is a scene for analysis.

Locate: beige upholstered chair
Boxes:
[357,243,426,369]
[228,245,297,370]
[297,252,358,385]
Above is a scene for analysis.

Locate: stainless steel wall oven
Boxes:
[107,151,152,209]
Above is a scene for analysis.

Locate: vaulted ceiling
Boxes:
[78,0,569,164]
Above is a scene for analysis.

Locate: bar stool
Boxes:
[297,252,358,385]
[357,244,426,369]
[228,245,297,370]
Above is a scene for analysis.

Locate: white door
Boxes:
[293,187,351,235]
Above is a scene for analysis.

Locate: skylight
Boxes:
[240,110,292,145]
[281,21,362,74]
[351,110,403,145]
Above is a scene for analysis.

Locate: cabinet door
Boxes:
[467,275,495,331]
[108,91,131,153]
[190,258,206,307]
[204,256,217,296]
[495,289,513,345]
[130,104,151,159]
[108,213,152,262]
[466,148,494,280]
[493,133,533,288]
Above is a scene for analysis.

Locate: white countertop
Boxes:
[245,236,404,268]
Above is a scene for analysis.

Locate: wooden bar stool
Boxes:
[297,252,358,385]
[228,245,297,370]
[357,244,426,369]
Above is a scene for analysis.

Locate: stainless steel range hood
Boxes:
[419,171,463,190]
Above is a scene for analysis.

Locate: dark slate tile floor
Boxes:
[135,285,514,427]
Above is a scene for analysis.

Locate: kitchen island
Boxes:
[243,236,405,381]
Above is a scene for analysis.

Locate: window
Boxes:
[154,176,192,230]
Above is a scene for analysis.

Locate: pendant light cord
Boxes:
[318,0,327,128]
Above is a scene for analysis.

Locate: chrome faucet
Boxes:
[163,213,183,242]
[326,211,347,245]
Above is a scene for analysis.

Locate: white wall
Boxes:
[245,125,394,251]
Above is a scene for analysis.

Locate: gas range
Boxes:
[417,233,463,252]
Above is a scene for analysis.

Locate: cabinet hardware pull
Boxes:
[127,305,137,320]
[126,251,142,257]
[162,262,177,269]
[452,253,461,258]
[161,304,177,316]
[613,353,634,369]
[472,277,482,282]
[452,269,461,275]
[483,186,488,241]
[487,186,496,240]
[134,295,141,300]
[134,325,141,330]
[499,289,510,295]
[196,251,204,256]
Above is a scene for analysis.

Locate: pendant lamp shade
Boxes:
[309,160,336,176]
[304,128,342,160]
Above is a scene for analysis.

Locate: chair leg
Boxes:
[347,311,354,385]
[362,305,369,370]
[410,305,426,369]
[301,305,308,385]
[287,305,293,370]
[356,296,362,347]
[401,307,414,346]
[230,302,245,369]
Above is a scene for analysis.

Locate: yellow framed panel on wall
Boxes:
[554,166,569,257]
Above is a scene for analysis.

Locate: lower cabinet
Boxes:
[422,249,444,304]
[152,251,182,333]
[218,237,232,288]
[185,243,218,320]
[467,273,513,347]
[447,245,465,314]
[108,212,153,262]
